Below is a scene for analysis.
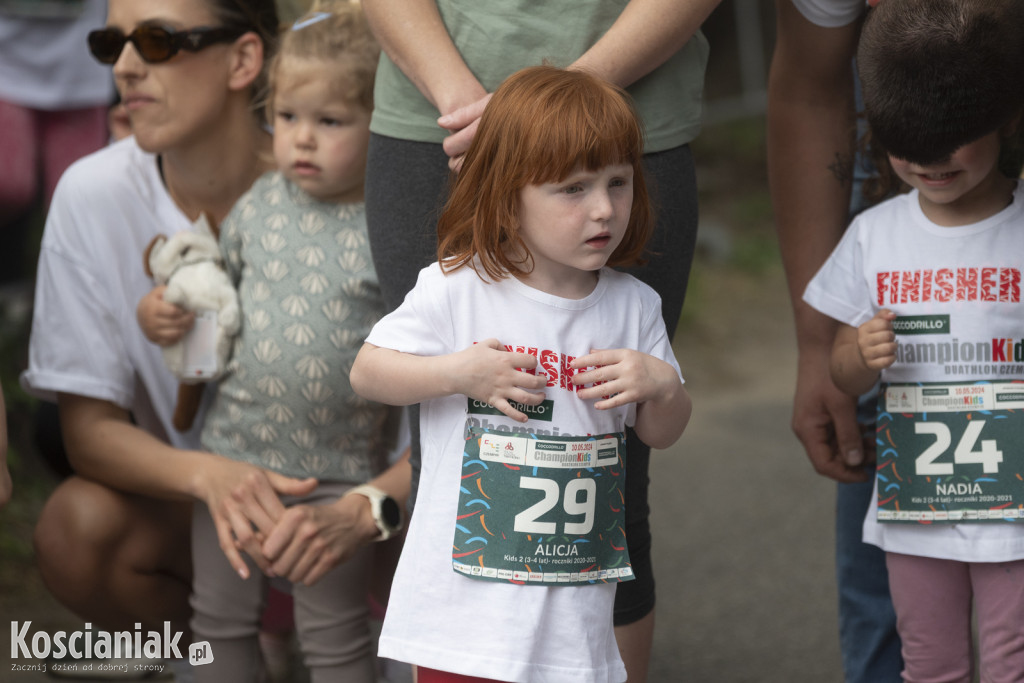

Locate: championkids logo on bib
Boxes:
[9,621,214,671]
[890,314,1024,376]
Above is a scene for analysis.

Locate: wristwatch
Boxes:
[346,484,402,541]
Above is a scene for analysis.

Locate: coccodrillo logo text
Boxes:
[10,622,183,660]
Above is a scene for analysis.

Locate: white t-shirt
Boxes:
[0,0,115,109]
[367,263,682,683]
[21,136,204,449]
[789,0,866,28]
[804,184,1024,562]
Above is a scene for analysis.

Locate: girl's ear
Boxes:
[226,32,264,93]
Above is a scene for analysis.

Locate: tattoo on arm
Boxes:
[828,153,854,188]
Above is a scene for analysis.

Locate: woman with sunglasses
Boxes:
[20,0,311,674]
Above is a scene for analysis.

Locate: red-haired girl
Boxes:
[351,65,692,683]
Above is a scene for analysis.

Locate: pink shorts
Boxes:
[417,667,505,683]
[886,552,1024,683]
[0,99,108,212]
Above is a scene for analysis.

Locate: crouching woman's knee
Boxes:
[34,477,133,609]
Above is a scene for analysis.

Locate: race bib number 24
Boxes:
[876,382,1024,523]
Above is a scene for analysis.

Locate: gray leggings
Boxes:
[190,483,376,683]
[364,134,699,624]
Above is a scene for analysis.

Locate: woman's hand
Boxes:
[137,285,194,346]
[261,494,378,586]
[194,455,317,579]
[437,93,492,171]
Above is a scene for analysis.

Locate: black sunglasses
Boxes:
[87,24,247,65]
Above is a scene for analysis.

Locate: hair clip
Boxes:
[292,12,332,31]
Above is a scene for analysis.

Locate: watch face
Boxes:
[380,496,402,530]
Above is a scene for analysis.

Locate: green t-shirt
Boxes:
[370,0,709,152]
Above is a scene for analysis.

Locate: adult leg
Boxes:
[33,476,192,634]
[886,553,973,683]
[836,480,903,683]
[0,100,38,223]
[972,559,1024,683]
[612,145,698,683]
[364,134,451,313]
[0,100,40,284]
[364,133,452,512]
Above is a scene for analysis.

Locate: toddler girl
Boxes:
[141,4,404,682]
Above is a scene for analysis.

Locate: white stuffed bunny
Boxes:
[144,214,240,430]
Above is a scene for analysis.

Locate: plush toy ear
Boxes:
[143,234,167,279]
[194,213,220,241]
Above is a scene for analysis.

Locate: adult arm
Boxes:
[57,393,316,578]
[569,0,719,88]
[361,0,487,117]
[766,0,868,482]
[439,0,721,162]
[262,449,413,586]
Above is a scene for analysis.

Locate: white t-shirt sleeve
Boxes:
[789,0,866,28]
[803,218,876,329]
[636,282,684,384]
[365,264,453,357]
[23,167,136,408]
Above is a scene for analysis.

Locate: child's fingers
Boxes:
[492,398,529,423]
[512,372,548,395]
[507,389,546,408]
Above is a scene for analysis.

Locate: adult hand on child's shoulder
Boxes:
[262,494,379,586]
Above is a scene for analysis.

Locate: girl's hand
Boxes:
[137,285,195,346]
[857,309,898,371]
[571,348,680,410]
[452,339,547,422]
[261,494,377,586]
[194,454,317,579]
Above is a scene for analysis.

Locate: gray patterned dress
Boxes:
[200,172,391,482]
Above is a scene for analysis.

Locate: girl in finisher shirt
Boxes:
[804,0,1024,680]
[350,66,692,683]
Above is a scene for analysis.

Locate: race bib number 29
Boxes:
[877,382,1024,523]
[453,427,633,585]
